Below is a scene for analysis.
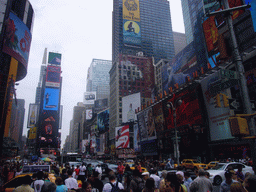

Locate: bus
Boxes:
[63,153,82,163]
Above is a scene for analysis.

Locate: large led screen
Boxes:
[83,92,96,105]
[122,92,141,123]
[115,125,130,149]
[43,88,60,111]
[2,12,32,68]
[46,65,61,88]
[97,109,109,134]
[48,52,62,65]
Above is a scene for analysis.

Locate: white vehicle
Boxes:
[208,162,254,185]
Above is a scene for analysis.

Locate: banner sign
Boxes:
[83,92,96,105]
[3,12,32,68]
[122,92,140,123]
[97,109,109,133]
[46,66,61,88]
[27,104,39,128]
[43,88,60,111]
[48,52,62,65]
[115,125,130,148]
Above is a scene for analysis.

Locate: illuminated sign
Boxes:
[43,88,60,111]
[48,52,62,65]
[115,125,130,148]
[46,66,61,88]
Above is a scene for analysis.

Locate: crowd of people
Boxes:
[1,158,256,192]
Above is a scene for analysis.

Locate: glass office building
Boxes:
[112,0,175,64]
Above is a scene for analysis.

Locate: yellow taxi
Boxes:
[180,159,207,170]
[205,161,219,170]
[125,162,148,173]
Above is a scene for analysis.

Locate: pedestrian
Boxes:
[65,169,78,190]
[102,172,124,192]
[82,181,93,192]
[95,164,103,180]
[123,164,133,191]
[236,164,245,183]
[55,177,68,192]
[220,170,238,192]
[41,181,57,192]
[165,173,184,192]
[79,163,87,181]
[130,169,144,192]
[13,175,34,192]
[184,171,192,192]
[87,164,94,178]
[189,169,213,192]
[117,161,125,183]
[243,174,256,192]
[150,169,161,189]
[88,171,104,192]
[75,165,80,179]
[159,170,167,191]
[176,172,187,192]
[32,171,45,192]
[230,182,246,192]
[142,177,159,192]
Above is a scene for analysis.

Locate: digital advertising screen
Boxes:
[48,52,62,65]
[83,92,96,105]
[115,125,130,149]
[122,92,141,123]
[43,88,60,111]
[27,104,39,128]
[97,109,109,134]
[46,65,61,88]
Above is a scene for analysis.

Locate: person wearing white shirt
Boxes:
[78,163,87,181]
[65,170,78,190]
[103,172,124,192]
[150,169,161,189]
[95,164,103,180]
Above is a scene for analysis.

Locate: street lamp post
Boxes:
[167,99,182,166]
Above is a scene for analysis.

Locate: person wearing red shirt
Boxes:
[75,165,80,179]
[117,162,125,183]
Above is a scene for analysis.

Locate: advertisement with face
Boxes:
[2,12,32,68]
[152,102,165,133]
[137,111,148,141]
[97,109,109,134]
[162,42,197,94]
[122,92,141,123]
[83,92,96,105]
[201,72,233,141]
[144,107,156,140]
[115,125,130,148]
[43,88,60,111]
[48,52,62,65]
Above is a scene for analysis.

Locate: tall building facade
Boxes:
[112,0,175,64]
[173,32,187,55]
[110,0,175,142]
[86,59,112,93]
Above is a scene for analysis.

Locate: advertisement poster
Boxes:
[162,42,197,93]
[82,139,89,153]
[95,98,108,110]
[3,12,32,68]
[27,104,39,128]
[133,123,140,152]
[137,111,148,141]
[122,92,141,123]
[122,0,141,46]
[28,127,37,140]
[115,125,130,148]
[43,88,60,111]
[144,107,156,140]
[200,72,233,141]
[152,102,165,133]
[46,65,61,88]
[86,109,93,120]
[48,52,62,65]
[97,109,109,133]
[83,92,96,105]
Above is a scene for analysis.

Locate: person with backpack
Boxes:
[102,172,124,192]
[130,169,145,192]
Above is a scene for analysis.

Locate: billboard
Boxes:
[115,125,130,148]
[3,12,32,68]
[86,109,93,120]
[200,72,234,141]
[144,107,156,140]
[137,111,147,142]
[122,92,141,123]
[83,92,96,105]
[40,111,59,148]
[27,104,39,128]
[134,123,140,152]
[46,65,61,88]
[97,109,109,134]
[82,139,89,153]
[48,52,62,65]
[28,127,37,140]
[162,42,198,93]
[43,88,60,111]
[122,0,141,46]
[152,102,165,133]
[95,98,108,110]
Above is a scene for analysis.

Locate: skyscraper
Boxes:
[110,0,174,143]
[112,0,175,64]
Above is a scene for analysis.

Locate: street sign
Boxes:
[229,99,241,110]
[219,69,238,80]
[209,79,239,96]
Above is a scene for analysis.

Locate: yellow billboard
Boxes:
[123,0,140,22]
[29,127,37,140]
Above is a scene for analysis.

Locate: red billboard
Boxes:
[46,66,61,88]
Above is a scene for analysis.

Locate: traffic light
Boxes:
[213,94,221,108]
[221,93,229,108]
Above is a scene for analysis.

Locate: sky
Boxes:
[17,0,185,148]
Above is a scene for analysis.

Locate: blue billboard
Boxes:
[97,109,109,134]
[123,19,141,45]
[43,88,60,111]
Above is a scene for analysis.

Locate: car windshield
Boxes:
[210,163,226,170]
[192,160,201,163]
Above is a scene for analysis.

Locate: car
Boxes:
[180,159,207,170]
[125,163,148,173]
[67,161,82,168]
[205,161,219,170]
[0,165,56,192]
[207,162,254,185]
